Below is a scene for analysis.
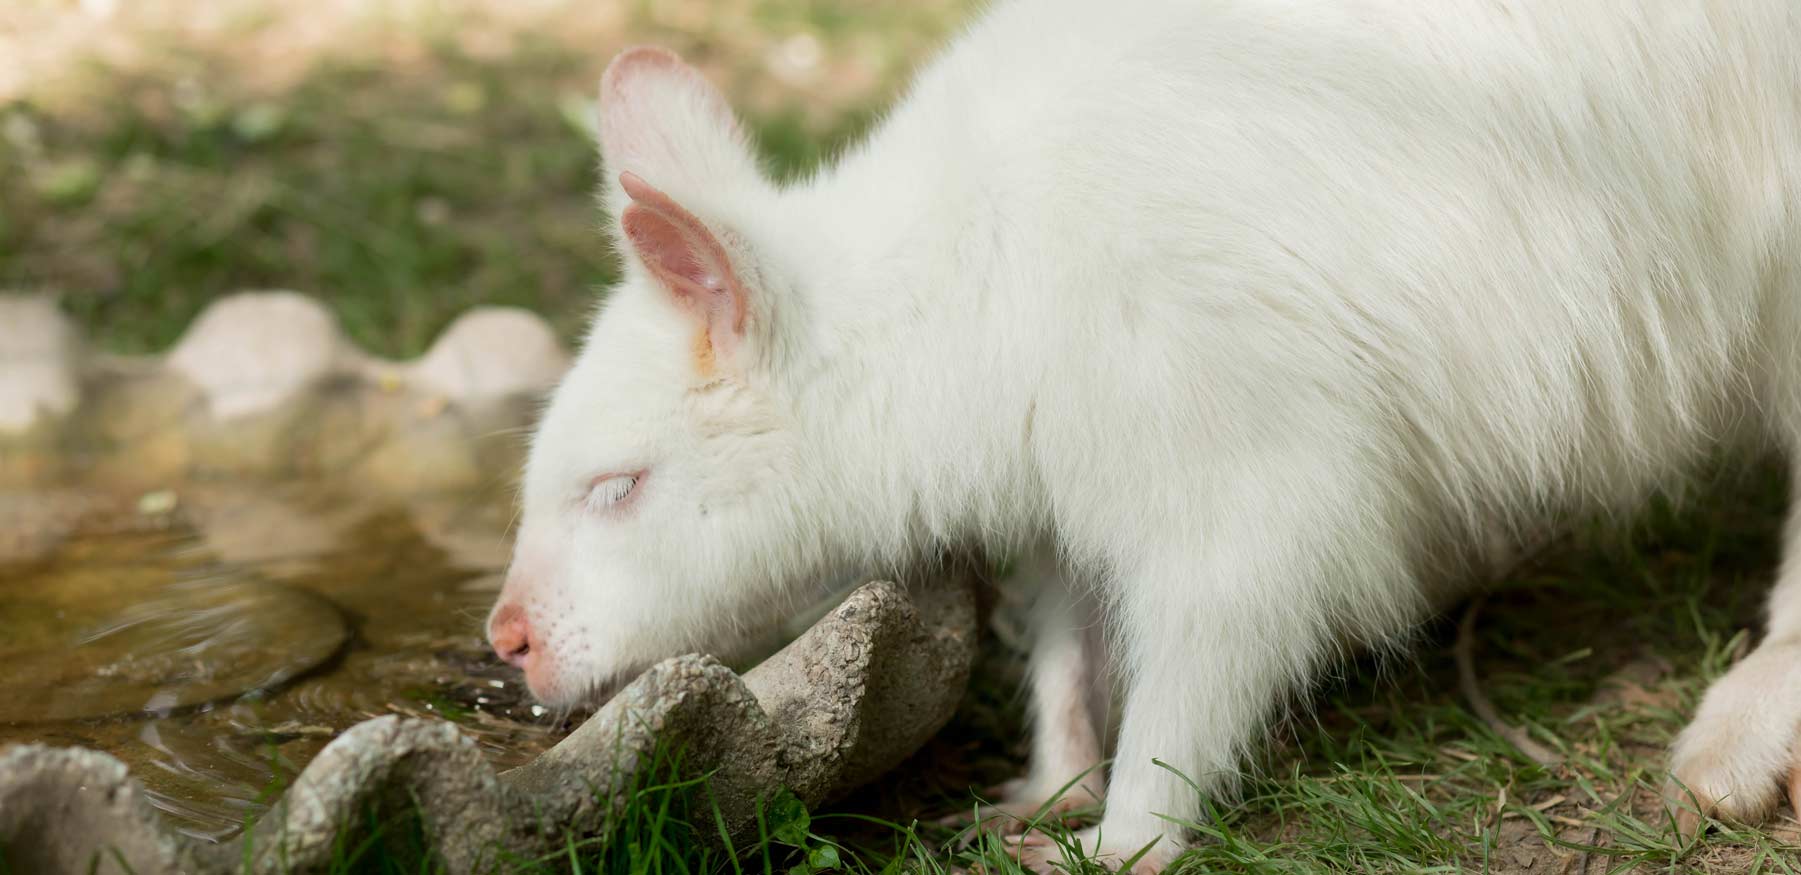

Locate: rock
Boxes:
[0,295,80,434]
[0,488,92,566]
[347,400,488,494]
[0,574,980,874]
[181,488,350,576]
[408,495,514,571]
[181,391,325,477]
[166,292,352,422]
[1,291,568,493]
[405,308,569,404]
[55,370,197,486]
[0,746,200,875]
[239,717,510,875]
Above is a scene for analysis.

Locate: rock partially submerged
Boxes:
[0,291,568,494]
[0,576,979,874]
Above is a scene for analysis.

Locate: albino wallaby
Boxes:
[487,0,1801,867]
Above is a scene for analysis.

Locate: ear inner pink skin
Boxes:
[619,172,749,356]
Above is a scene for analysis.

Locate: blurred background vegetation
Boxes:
[0,0,977,356]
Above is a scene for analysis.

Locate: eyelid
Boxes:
[584,469,646,511]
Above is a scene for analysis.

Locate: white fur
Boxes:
[493,0,1801,865]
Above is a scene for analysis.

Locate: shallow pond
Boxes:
[0,483,580,840]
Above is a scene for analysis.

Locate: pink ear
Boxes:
[619,172,749,355]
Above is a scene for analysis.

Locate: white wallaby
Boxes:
[487,1,1801,868]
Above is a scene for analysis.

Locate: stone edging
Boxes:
[0,576,979,874]
[0,291,568,493]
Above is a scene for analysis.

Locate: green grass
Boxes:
[0,42,875,359]
[142,463,1790,875]
[6,16,1800,874]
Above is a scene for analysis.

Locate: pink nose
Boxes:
[488,603,533,669]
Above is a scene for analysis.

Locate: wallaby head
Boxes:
[486,48,834,706]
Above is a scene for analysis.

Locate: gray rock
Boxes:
[0,746,202,875]
[0,575,979,874]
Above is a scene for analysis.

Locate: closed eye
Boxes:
[585,471,645,511]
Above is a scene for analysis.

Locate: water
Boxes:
[0,483,580,841]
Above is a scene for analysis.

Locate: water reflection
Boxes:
[0,483,575,840]
[5,573,346,724]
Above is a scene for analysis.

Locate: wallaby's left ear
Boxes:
[597,46,762,227]
[618,171,756,363]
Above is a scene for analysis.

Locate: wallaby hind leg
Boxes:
[952,547,1107,833]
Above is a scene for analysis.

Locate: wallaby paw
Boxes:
[940,775,1104,846]
[1667,642,1801,837]
[1002,825,1177,874]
